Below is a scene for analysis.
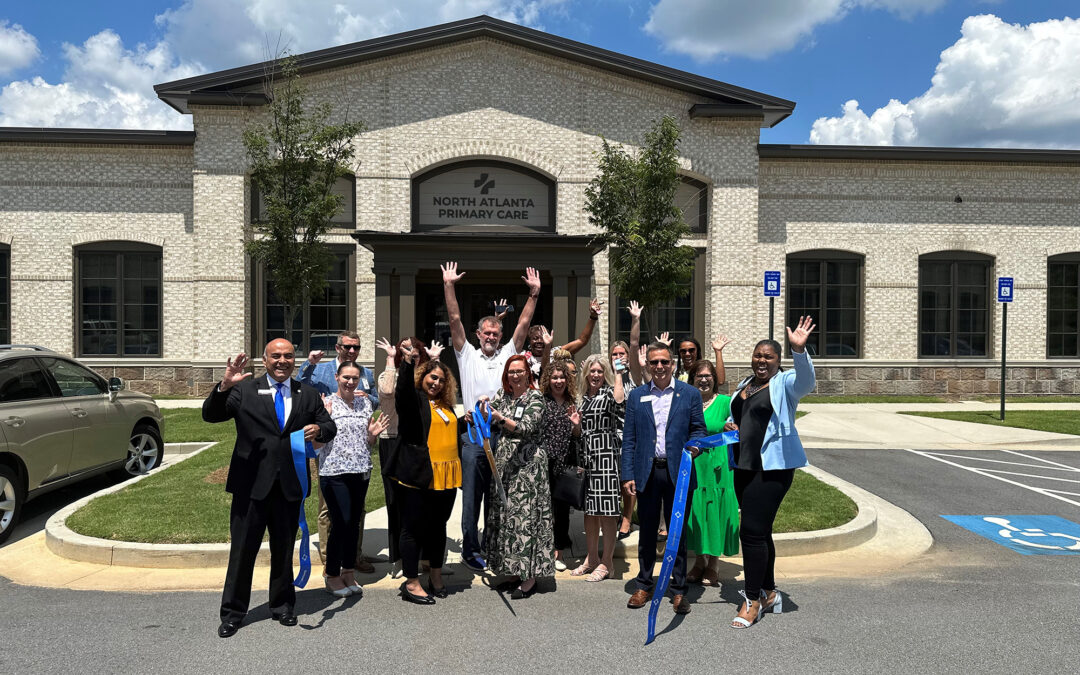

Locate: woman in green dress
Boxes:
[685,358,740,585]
[481,354,553,599]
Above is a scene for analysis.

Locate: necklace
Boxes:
[744,379,770,398]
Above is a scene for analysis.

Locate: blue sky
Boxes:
[1,1,1078,146]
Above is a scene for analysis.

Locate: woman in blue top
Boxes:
[724,315,816,629]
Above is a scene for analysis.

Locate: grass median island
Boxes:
[68,410,859,542]
[67,409,385,544]
[900,410,1080,436]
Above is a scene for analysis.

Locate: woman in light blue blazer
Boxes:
[723,315,816,629]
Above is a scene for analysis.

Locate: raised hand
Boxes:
[589,299,602,319]
[787,315,816,354]
[307,349,324,365]
[568,406,581,427]
[221,353,252,390]
[368,413,391,438]
[400,340,416,363]
[711,333,731,353]
[540,326,554,346]
[441,261,465,285]
[654,331,671,347]
[493,298,511,321]
[426,340,445,361]
[322,394,333,414]
[522,266,541,296]
[375,337,396,359]
[627,300,643,319]
[637,345,648,369]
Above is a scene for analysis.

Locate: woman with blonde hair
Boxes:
[570,353,625,581]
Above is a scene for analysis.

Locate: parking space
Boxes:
[906,449,1080,507]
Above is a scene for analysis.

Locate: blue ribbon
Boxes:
[289,429,318,588]
[645,429,739,645]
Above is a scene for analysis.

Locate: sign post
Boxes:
[997,277,1014,420]
[764,271,781,341]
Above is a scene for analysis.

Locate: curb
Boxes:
[46,451,878,568]
[45,442,319,569]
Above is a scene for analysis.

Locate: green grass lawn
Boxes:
[972,395,1080,403]
[67,409,385,544]
[775,470,858,533]
[899,410,1080,436]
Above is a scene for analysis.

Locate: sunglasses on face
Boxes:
[338,344,361,351]
[679,348,697,354]
[648,359,671,366]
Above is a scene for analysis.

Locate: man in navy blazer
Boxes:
[621,341,706,614]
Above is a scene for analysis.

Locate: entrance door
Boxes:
[414,270,552,399]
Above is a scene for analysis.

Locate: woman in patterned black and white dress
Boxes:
[570,354,625,582]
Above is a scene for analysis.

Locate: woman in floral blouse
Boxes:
[482,354,551,599]
[317,361,390,598]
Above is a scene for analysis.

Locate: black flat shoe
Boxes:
[217,621,240,638]
[617,529,631,540]
[271,611,297,626]
[400,581,435,605]
[494,578,521,592]
[510,583,536,600]
[427,581,449,599]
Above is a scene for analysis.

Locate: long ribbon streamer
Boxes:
[289,429,318,588]
[645,429,739,645]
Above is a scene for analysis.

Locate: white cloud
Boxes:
[810,15,1080,148]
[156,0,569,71]
[0,21,40,75]
[0,31,202,129]
[644,0,946,60]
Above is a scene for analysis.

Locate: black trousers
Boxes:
[733,468,795,599]
[220,481,299,623]
[378,438,402,563]
[634,462,692,595]
[552,498,572,550]
[319,473,370,576]
[396,483,457,579]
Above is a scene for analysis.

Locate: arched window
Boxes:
[918,251,993,357]
[252,174,356,228]
[1048,253,1080,358]
[786,250,864,357]
[75,242,162,356]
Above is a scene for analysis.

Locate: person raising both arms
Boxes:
[522,299,603,378]
[441,261,542,573]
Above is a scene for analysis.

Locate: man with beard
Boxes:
[441,261,541,571]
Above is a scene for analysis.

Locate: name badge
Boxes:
[641,395,656,403]
[360,378,369,390]
[514,405,525,420]
[434,407,450,423]
[258,389,273,395]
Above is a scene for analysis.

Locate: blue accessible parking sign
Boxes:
[764,271,781,297]
[942,515,1080,555]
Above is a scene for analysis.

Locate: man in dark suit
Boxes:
[621,341,706,615]
[203,338,336,638]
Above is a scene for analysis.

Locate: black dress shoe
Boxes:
[510,583,536,600]
[427,581,449,599]
[494,578,521,592]
[400,581,435,605]
[271,611,298,626]
[217,621,240,638]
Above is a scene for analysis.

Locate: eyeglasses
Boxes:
[338,344,361,351]
[648,359,671,366]
[694,374,714,380]
[679,348,697,354]
[507,369,528,376]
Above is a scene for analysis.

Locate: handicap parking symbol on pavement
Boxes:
[942,515,1080,555]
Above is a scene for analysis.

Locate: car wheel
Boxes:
[124,424,163,476]
[0,464,24,546]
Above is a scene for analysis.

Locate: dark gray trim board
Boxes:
[760,144,1080,164]
[155,14,795,125]
[0,128,195,145]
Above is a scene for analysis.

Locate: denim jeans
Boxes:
[460,432,493,559]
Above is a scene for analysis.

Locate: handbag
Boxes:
[381,440,433,488]
[551,464,587,509]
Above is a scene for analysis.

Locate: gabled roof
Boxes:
[155,15,794,127]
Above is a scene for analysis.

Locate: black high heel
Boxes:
[399,581,435,605]
[510,581,537,600]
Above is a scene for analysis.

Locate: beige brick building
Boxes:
[1,16,1078,396]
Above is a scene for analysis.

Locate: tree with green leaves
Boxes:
[243,56,365,349]
[584,115,697,335]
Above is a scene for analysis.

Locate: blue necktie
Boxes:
[274,382,286,431]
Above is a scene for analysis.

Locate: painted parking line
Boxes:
[942,515,1080,555]
[906,449,1080,508]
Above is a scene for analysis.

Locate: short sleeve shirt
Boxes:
[456,341,518,409]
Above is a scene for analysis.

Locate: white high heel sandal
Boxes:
[760,589,783,614]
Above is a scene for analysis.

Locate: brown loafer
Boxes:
[673,594,691,614]
[627,589,651,609]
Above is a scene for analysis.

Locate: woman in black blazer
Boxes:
[392,346,462,604]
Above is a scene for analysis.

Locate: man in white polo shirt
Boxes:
[441,261,540,571]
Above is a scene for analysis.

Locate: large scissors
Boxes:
[468,400,506,502]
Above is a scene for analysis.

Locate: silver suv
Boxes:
[0,346,165,545]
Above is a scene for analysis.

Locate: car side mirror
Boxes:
[109,377,123,402]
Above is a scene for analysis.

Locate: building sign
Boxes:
[413,161,554,231]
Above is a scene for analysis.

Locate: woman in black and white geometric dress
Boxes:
[569,354,625,582]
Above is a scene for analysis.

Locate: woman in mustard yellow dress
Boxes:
[393,346,461,604]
